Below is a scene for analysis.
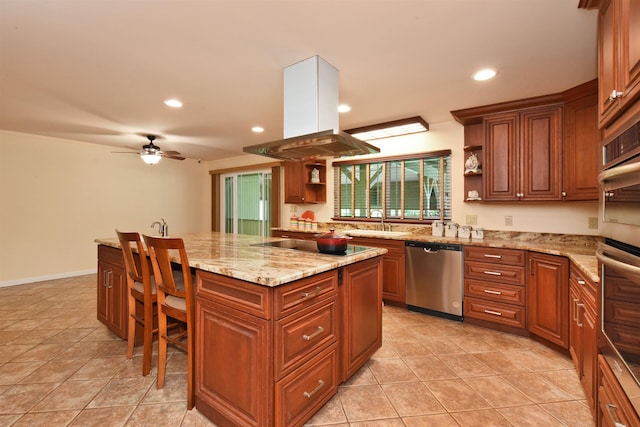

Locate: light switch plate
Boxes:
[588,217,598,229]
[466,215,478,225]
[505,215,513,226]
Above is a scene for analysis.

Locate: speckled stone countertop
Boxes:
[273,226,601,283]
[95,231,387,287]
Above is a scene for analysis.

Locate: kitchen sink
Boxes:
[344,230,411,238]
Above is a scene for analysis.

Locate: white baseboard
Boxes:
[0,269,97,288]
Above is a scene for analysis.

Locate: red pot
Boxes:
[315,229,352,254]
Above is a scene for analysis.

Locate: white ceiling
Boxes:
[0,0,598,162]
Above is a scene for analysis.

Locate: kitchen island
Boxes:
[95,232,387,427]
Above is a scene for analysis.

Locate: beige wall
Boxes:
[0,130,210,285]
[211,121,600,236]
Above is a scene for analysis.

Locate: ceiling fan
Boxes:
[114,135,185,164]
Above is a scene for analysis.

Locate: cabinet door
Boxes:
[598,0,620,126]
[620,0,640,114]
[284,161,306,203]
[339,257,382,381]
[527,253,569,349]
[97,261,110,325]
[483,113,519,201]
[582,307,597,413]
[97,260,127,338]
[520,106,563,201]
[563,94,599,201]
[350,237,405,305]
[569,282,582,373]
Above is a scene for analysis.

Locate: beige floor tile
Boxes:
[421,337,467,355]
[403,356,458,381]
[45,328,95,344]
[338,384,398,422]
[88,376,155,408]
[472,351,531,374]
[385,337,433,358]
[19,358,89,384]
[141,373,188,404]
[0,344,35,363]
[540,400,595,427]
[125,402,187,427]
[10,409,79,427]
[502,372,575,403]
[180,408,219,426]
[371,340,400,359]
[402,413,459,426]
[0,382,59,414]
[69,356,127,380]
[380,381,445,417]
[498,404,565,426]
[0,361,46,385]
[0,414,22,426]
[424,378,491,412]
[463,375,534,408]
[450,408,512,426]
[347,419,405,426]
[539,369,588,400]
[31,379,108,411]
[306,394,348,425]
[438,352,495,377]
[15,343,69,362]
[342,364,378,386]
[68,405,135,427]
[368,358,418,384]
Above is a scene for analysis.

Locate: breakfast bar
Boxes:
[95,232,387,427]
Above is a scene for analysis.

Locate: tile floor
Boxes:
[0,274,595,427]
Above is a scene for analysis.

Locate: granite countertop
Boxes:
[95,231,387,287]
[272,227,600,283]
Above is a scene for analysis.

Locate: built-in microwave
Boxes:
[597,119,640,416]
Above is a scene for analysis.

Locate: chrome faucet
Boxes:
[151,218,168,237]
[370,209,388,231]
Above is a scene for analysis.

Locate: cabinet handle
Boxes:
[483,254,502,259]
[577,279,586,286]
[483,271,502,276]
[301,286,322,299]
[302,326,325,341]
[576,303,584,327]
[104,270,112,288]
[303,379,325,399]
[605,403,626,427]
[608,90,623,101]
[483,289,502,295]
[484,309,502,316]
[529,258,534,276]
[572,298,579,322]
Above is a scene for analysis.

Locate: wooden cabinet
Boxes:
[527,252,569,349]
[484,106,564,201]
[284,159,326,204]
[195,257,382,427]
[349,236,405,306]
[598,355,640,427]
[97,245,127,339]
[272,229,315,240]
[569,264,598,415]
[598,0,640,129]
[339,256,383,381]
[463,246,527,331]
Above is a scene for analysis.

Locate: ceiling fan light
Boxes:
[140,153,162,164]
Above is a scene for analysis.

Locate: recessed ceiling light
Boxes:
[473,69,497,81]
[338,104,351,113]
[252,126,264,133]
[164,99,183,108]
[344,116,429,141]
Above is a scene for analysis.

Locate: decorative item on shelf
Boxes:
[431,220,444,237]
[310,168,320,183]
[471,228,484,240]
[466,190,482,201]
[444,222,459,238]
[464,152,481,174]
[459,226,472,239]
[290,215,298,229]
[312,220,318,231]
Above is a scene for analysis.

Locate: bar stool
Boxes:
[142,234,195,410]
[116,230,156,376]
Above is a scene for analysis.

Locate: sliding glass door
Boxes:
[222,170,272,236]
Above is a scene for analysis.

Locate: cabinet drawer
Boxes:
[196,270,272,319]
[464,246,525,266]
[464,297,526,329]
[98,244,124,266]
[604,299,640,328]
[275,270,337,319]
[605,273,640,303]
[604,323,640,357]
[464,279,525,306]
[275,299,337,379]
[275,345,338,427]
[598,355,640,427]
[464,261,525,285]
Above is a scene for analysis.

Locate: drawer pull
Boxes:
[484,309,502,316]
[303,379,325,399]
[483,254,502,259]
[301,287,322,299]
[575,303,584,327]
[483,271,502,276]
[302,326,325,341]
[577,279,586,286]
[572,298,579,322]
[605,403,626,427]
[483,289,502,295]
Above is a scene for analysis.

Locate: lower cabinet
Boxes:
[195,257,382,427]
[97,245,127,339]
[569,264,598,415]
[526,252,569,349]
[598,355,640,427]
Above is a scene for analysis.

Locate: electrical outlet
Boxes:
[588,217,599,230]
[290,205,298,213]
[505,215,513,226]
[465,215,478,225]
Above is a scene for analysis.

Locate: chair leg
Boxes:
[126,288,135,360]
[157,307,168,389]
[142,301,154,376]
[187,319,195,410]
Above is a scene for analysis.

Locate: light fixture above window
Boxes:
[140,153,162,164]
[344,116,429,141]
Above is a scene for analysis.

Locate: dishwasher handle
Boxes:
[423,247,440,254]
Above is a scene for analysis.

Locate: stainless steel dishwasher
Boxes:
[405,241,464,321]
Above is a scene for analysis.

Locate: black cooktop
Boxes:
[252,239,370,256]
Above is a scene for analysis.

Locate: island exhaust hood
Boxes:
[243,56,380,161]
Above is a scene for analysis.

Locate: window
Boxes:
[333,150,451,222]
[221,170,272,236]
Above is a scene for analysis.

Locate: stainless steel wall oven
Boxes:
[596,119,640,415]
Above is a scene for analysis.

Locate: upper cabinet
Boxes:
[598,0,640,132]
[451,80,600,203]
[284,159,327,204]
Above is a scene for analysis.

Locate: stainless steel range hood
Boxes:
[244,56,380,161]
